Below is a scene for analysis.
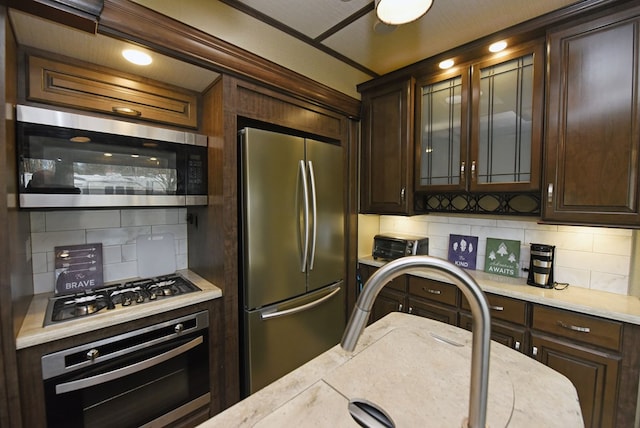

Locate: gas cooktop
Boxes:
[43,274,201,326]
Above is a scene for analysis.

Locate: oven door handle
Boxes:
[55,336,203,395]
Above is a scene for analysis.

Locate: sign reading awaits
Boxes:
[484,238,521,278]
[54,243,104,295]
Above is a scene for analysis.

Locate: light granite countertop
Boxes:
[360,256,640,325]
[16,269,222,350]
[200,312,583,427]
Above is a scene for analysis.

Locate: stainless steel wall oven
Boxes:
[41,311,210,427]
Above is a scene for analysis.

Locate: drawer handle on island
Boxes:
[489,305,504,312]
[112,106,142,117]
[424,288,441,295]
[557,320,590,333]
[515,341,520,351]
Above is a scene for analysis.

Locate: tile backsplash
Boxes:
[30,208,188,294]
[359,214,633,295]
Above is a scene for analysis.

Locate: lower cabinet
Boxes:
[356,263,640,427]
[531,304,624,428]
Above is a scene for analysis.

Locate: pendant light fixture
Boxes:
[375,0,434,25]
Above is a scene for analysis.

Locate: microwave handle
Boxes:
[54,336,203,395]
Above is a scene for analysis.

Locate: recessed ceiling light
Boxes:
[122,49,152,66]
[104,153,113,157]
[69,136,91,143]
[489,41,508,53]
[439,59,455,69]
[131,154,140,158]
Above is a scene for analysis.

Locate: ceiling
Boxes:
[11,0,586,98]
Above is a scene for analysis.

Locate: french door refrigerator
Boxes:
[239,127,345,395]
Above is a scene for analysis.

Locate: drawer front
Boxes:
[361,266,406,292]
[461,293,527,325]
[532,305,622,351]
[28,55,199,128]
[408,276,457,306]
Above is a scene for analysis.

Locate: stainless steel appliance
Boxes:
[16,104,207,208]
[527,243,555,288]
[372,233,429,261]
[239,127,345,395]
[43,274,201,326]
[41,311,210,428]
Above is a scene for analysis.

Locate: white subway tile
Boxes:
[45,210,120,231]
[30,212,45,233]
[32,252,48,274]
[122,243,137,261]
[86,226,151,246]
[448,215,497,227]
[31,230,86,253]
[46,251,55,272]
[176,253,188,270]
[178,208,188,224]
[470,226,525,242]
[121,208,180,226]
[33,272,55,294]
[553,266,590,289]
[524,230,593,252]
[103,245,123,264]
[430,222,471,238]
[103,261,138,282]
[177,239,188,255]
[590,272,629,295]
[151,224,187,240]
[593,234,632,256]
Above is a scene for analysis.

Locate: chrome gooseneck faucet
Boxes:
[341,256,492,428]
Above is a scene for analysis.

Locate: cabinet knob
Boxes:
[460,162,466,182]
[471,160,477,182]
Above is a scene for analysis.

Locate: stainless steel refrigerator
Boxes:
[239,127,346,395]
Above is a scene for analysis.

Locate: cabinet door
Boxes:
[360,78,415,214]
[470,43,544,192]
[544,7,640,226]
[531,332,620,428]
[369,288,407,325]
[415,71,469,191]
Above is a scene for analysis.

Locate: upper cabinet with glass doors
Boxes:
[415,42,544,193]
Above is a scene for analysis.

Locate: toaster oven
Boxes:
[372,234,429,261]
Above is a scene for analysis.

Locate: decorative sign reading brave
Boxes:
[54,243,103,295]
[448,234,479,270]
[484,238,521,278]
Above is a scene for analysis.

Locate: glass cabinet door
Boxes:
[470,44,543,191]
[415,72,469,191]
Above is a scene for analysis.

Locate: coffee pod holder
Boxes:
[527,243,555,288]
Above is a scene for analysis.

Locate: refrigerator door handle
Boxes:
[299,159,310,272]
[307,160,317,270]
[260,285,342,320]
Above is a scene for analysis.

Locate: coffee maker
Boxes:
[527,243,555,288]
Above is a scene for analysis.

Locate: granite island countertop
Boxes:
[200,312,583,427]
[360,256,640,325]
[16,269,222,349]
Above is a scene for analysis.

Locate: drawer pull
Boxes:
[424,288,441,295]
[398,304,403,312]
[558,321,590,333]
[112,106,142,117]
[515,341,520,351]
[490,305,504,311]
[408,306,413,314]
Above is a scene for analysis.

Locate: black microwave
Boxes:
[16,105,207,208]
[372,233,429,261]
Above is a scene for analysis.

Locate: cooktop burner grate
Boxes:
[45,274,200,326]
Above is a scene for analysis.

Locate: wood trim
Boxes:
[97,0,361,119]
[0,0,100,33]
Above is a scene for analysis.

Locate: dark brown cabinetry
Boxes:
[460,292,528,353]
[359,78,415,214]
[543,6,640,226]
[357,262,640,426]
[531,305,623,428]
[26,54,200,128]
